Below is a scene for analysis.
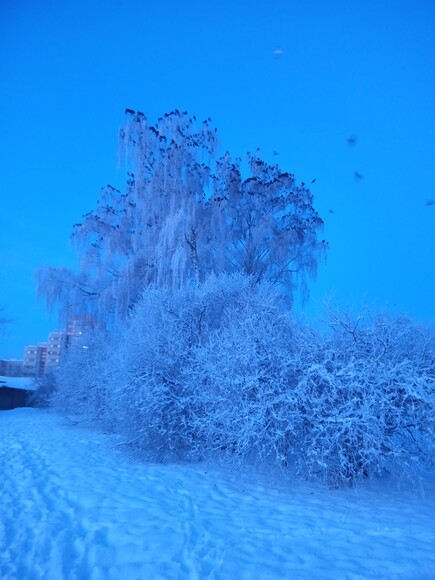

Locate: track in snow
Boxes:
[1,408,435,579]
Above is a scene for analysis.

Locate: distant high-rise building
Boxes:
[66,315,94,340]
[44,331,67,374]
[23,344,47,377]
[1,315,95,377]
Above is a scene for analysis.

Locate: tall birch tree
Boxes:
[38,110,327,327]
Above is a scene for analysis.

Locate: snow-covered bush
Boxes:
[104,285,200,459]
[187,276,306,468]
[29,372,58,408]
[295,306,435,486]
[103,273,295,462]
[50,275,435,488]
[50,330,115,426]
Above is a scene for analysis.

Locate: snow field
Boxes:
[1,408,434,579]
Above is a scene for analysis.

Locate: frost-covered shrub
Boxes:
[50,330,115,426]
[50,275,435,488]
[108,273,296,462]
[105,285,200,459]
[295,307,435,486]
[188,276,306,468]
[28,372,58,408]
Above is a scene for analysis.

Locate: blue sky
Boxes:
[1,0,434,358]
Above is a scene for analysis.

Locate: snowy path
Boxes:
[1,409,435,579]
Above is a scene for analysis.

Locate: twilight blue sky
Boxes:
[1,0,434,358]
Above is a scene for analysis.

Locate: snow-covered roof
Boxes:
[0,376,37,391]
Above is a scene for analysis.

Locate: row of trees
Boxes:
[48,274,435,487]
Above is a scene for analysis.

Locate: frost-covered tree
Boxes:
[37,110,327,326]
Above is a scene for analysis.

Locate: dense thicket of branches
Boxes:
[35,109,435,488]
[47,275,435,487]
[37,110,326,327]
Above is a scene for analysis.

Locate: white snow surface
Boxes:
[1,408,434,579]
[0,375,36,391]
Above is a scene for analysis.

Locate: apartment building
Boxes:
[1,316,95,378]
[44,331,67,374]
[67,315,94,340]
[23,344,47,377]
[0,358,24,377]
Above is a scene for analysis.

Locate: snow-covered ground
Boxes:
[1,408,434,579]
